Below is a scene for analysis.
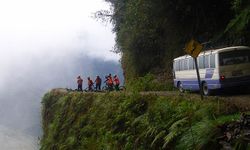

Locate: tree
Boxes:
[98,0,249,82]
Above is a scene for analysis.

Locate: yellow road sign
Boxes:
[185,39,203,58]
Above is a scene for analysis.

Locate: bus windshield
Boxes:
[219,49,250,66]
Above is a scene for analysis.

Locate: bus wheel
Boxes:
[178,82,184,93]
[202,82,210,96]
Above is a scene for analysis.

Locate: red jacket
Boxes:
[114,77,120,85]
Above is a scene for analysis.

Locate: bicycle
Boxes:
[118,85,126,91]
[102,85,125,92]
[84,85,95,92]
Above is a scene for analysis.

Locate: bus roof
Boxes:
[173,46,250,61]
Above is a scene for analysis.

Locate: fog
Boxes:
[0,0,121,149]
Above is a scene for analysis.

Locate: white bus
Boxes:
[173,46,250,95]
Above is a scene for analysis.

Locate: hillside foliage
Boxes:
[96,0,250,82]
[40,91,248,150]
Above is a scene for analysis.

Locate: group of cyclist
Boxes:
[77,74,120,92]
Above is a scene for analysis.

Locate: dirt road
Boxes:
[142,91,250,111]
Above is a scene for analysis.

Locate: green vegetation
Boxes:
[40,91,247,150]
[126,73,174,92]
[95,0,250,82]
[226,0,250,35]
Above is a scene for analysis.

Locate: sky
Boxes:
[0,0,121,149]
[0,0,118,60]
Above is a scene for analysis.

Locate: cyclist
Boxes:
[95,75,102,91]
[104,75,109,85]
[113,75,120,91]
[107,74,113,91]
[77,76,83,91]
[87,77,94,91]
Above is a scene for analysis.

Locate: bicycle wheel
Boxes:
[102,86,108,92]
[119,86,126,91]
[83,87,88,92]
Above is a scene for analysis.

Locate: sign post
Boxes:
[185,39,204,100]
[194,57,203,100]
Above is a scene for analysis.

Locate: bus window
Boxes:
[184,59,188,70]
[175,60,180,71]
[179,60,183,71]
[205,55,209,68]
[219,49,250,66]
[210,54,215,68]
[177,60,180,71]
[173,61,176,71]
[198,56,205,69]
[188,58,194,70]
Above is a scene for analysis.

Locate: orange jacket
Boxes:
[88,79,93,86]
[107,77,113,85]
[95,77,101,84]
[77,78,83,85]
